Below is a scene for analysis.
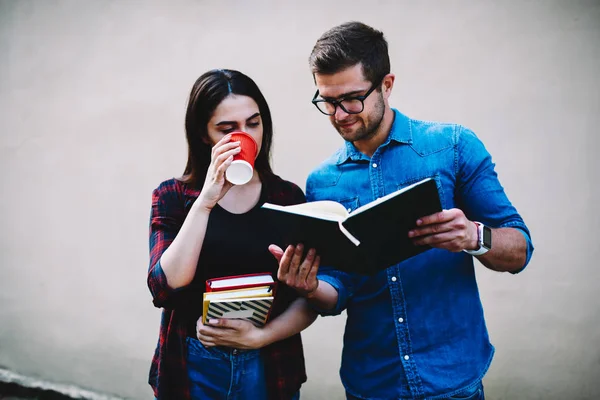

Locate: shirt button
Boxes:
[347,208,352,212]
[398,317,404,323]
[372,163,378,168]
[391,276,397,282]
[404,355,410,360]
[232,349,238,355]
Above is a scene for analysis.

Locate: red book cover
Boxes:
[205,272,277,293]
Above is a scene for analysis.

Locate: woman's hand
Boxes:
[195,135,241,211]
[196,317,265,350]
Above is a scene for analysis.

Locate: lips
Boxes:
[337,120,357,129]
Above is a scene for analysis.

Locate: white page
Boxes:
[210,274,274,289]
[204,287,272,300]
[262,201,348,222]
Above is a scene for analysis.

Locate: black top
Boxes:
[196,183,278,286]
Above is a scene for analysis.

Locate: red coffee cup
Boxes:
[225,131,258,185]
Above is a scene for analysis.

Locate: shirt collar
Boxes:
[335,109,412,165]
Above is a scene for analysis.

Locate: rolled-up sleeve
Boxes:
[456,126,534,272]
[312,267,357,316]
[148,181,187,308]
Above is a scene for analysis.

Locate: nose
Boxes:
[334,104,349,120]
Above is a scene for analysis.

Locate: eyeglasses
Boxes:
[311,79,382,116]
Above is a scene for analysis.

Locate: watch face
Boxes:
[482,225,492,249]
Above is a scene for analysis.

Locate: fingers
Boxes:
[196,315,205,330]
[208,318,242,330]
[407,208,475,252]
[197,333,216,347]
[298,248,316,281]
[196,317,257,349]
[412,232,457,246]
[211,145,240,177]
[276,245,296,281]
[197,317,217,346]
[268,244,284,262]
[275,244,320,296]
[409,221,454,238]
[410,209,468,238]
[287,244,305,277]
[211,134,236,155]
[411,226,472,253]
[415,209,454,227]
[196,319,229,345]
[306,255,320,285]
[208,139,241,178]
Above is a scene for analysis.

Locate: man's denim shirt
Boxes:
[306,109,534,400]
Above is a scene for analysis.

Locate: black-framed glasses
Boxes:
[311,79,382,116]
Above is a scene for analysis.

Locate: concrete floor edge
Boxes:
[0,368,124,400]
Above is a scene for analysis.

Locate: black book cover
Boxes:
[261,178,442,274]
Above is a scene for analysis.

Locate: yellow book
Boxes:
[202,286,274,325]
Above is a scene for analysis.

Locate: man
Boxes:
[270,22,534,400]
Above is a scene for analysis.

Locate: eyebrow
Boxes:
[215,112,261,126]
[319,88,367,101]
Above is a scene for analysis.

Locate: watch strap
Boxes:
[463,221,490,256]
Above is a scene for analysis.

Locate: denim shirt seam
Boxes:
[453,124,461,178]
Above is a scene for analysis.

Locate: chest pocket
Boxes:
[397,173,448,210]
[337,197,360,214]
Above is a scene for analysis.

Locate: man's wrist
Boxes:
[463,221,492,256]
[305,280,320,299]
[466,221,480,250]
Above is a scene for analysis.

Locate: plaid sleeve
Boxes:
[147,179,187,308]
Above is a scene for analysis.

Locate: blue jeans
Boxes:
[186,337,267,400]
[346,381,484,400]
[185,337,301,400]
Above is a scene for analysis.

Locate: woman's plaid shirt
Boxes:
[147,175,308,399]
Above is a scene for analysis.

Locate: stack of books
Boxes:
[202,272,276,327]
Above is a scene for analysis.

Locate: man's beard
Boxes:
[334,94,385,143]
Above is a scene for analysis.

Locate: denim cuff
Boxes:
[498,224,534,274]
[310,274,347,316]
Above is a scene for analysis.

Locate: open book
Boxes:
[261,177,442,274]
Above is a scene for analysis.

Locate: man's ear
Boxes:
[382,74,395,99]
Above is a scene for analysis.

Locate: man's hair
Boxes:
[309,21,390,84]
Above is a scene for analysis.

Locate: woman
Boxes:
[147,69,318,399]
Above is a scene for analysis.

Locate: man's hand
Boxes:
[196,317,263,349]
[408,208,478,252]
[269,244,320,297]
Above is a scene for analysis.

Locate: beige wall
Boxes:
[1,0,599,399]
